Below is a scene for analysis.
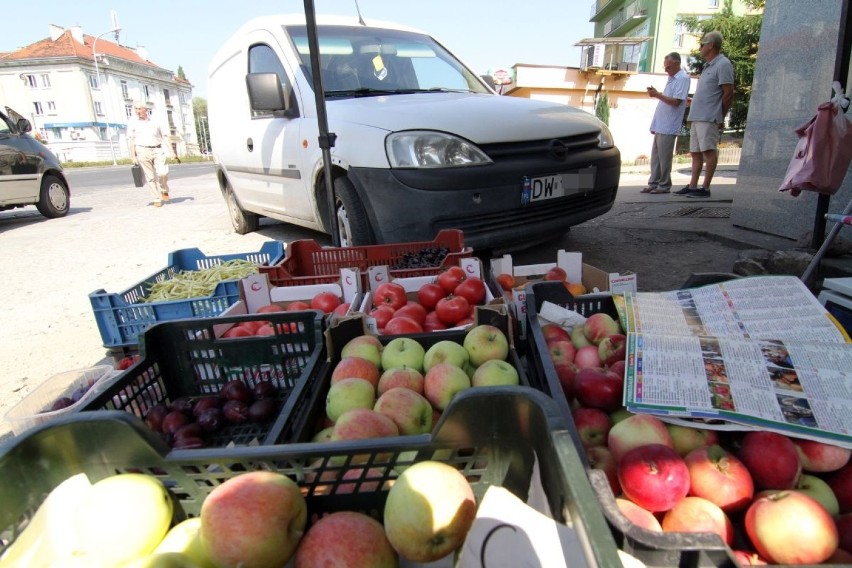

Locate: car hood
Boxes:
[325,92,604,143]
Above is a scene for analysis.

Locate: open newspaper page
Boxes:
[624,333,852,447]
[616,275,848,343]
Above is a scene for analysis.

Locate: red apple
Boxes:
[607,359,626,379]
[792,438,851,473]
[618,443,690,513]
[731,550,769,565]
[587,446,620,496]
[829,462,852,514]
[615,498,662,532]
[573,345,603,369]
[554,362,579,401]
[737,431,801,490]
[547,340,576,366]
[745,490,838,564]
[583,312,621,345]
[661,496,734,545]
[667,424,719,457]
[574,366,624,412]
[294,511,397,567]
[331,356,381,388]
[685,444,754,513]
[572,406,613,448]
[541,323,572,344]
[835,513,852,553]
[598,333,626,367]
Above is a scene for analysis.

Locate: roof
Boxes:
[575,36,653,46]
[0,28,173,76]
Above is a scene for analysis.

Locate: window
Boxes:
[248,43,296,117]
[39,128,49,140]
[52,127,61,139]
[40,73,51,88]
[24,74,37,88]
[143,85,151,100]
[33,101,44,115]
[708,0,719,7]
[674,22,688,48]
[89,74,100,89]
[125,104,133,118]
[121,80,129,99]
[47,101,56,114]
[95,101,104,115]
[164,89,171,105]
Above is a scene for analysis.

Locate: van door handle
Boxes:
[246,138,253,152]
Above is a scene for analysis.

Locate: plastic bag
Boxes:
[779,82,852,197]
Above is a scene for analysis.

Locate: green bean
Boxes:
[141,259,260,302]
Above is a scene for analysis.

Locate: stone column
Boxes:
[731,0,851,241]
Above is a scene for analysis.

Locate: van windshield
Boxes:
[286,25,492,97]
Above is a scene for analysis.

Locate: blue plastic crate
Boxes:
[89,242,284,349]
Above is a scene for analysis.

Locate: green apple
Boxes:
[471,359,519,387]
[423,340,469,372]
[463,324,509,367]
[381,337,426,372]
[326,377,376,422]
[796,473,840,517]
[154,517,214,567]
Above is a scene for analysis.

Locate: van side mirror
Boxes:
[16,118,32,133]
[246,72,292,114]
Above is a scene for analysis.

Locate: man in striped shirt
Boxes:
[641,52,691,195]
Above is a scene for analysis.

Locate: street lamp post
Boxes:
[92,28,121,165]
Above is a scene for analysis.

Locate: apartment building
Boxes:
[581,0,752,75]
[0,25,197,163]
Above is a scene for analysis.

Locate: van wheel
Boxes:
[334,176,375,246]
[36,175,70,218]
[225,184,258,234]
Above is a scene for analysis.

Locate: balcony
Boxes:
[602,0,649,37]
[590,0,617,21]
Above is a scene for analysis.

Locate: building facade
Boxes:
[0,25,198,163]
[583,0,752,75]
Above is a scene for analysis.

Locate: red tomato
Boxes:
[286,301,311,311]
[332,302,351,317]
[456,317,475,327]
[374,282,408,310]
[223,326,254,338]
[423,310,447,332]
[257,304,285,313]
[437,266,466,294]
[116,355,140,370]
[454,277,486,305]
[435,295,470,326]
[382,316,423,335]
[254,324,276,336]
[371,304,396,329]
[496,273,515,291]
[238,320,265,334]
[311,291,342,314]
[545,266,567,282]
[417,282,447,310]
[393,303,428,326]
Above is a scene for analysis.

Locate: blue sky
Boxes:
[2,1,594,99]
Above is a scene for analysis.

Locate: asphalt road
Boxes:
[0,163,749,438]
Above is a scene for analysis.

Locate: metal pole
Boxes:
[304,0,341,246]
[93,30,120,165]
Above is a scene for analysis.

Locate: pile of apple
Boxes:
[370,266,488,334]
[142,378,281,449]
[539,311,852,564]
[313,324,518,442]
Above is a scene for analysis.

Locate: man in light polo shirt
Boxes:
[641,52,691,194]
[675,30,734,198]
[128,100,175,207]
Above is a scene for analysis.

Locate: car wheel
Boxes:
[334,176,375,246]
[224,183,258,234]
[36,174,70,218]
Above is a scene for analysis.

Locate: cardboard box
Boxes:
[490,251,636,339]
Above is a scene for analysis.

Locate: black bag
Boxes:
[131,165,145,188]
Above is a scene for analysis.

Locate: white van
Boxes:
[207,15,620,250]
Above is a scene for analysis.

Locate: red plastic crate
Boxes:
[260,229,473,287]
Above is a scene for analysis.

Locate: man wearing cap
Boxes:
[675,30,734,199]
[128,100,175,207]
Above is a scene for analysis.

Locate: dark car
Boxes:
[0,106,70,218]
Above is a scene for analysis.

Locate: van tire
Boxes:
[334,176,374,246]
[225,183,259,234]
[36,175,70,218]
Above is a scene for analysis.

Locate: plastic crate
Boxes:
[289,311,530,444]
[89,241,285,349]
[3,365,116,436]
[260,229,473,287]
[0,387,622,567]
[524,282,739,567]
[81,310,325,448]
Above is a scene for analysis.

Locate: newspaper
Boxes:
[616,276,852,448]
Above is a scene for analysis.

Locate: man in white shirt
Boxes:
[641,53,691,194]
[128,100,175,207]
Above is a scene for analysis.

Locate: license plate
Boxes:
[522,167,596,204]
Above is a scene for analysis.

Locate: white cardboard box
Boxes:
[490,251,637,339]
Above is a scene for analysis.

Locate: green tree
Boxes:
[192,97,211,153]
[679,0,763,133]
[177,65,187,80]
[596,90,610,126]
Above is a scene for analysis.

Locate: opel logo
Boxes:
[547,139,569,161]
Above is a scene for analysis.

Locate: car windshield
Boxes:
[286,24,492,97]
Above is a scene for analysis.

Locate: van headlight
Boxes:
[597,123,615,149]
[386,131,492,168]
